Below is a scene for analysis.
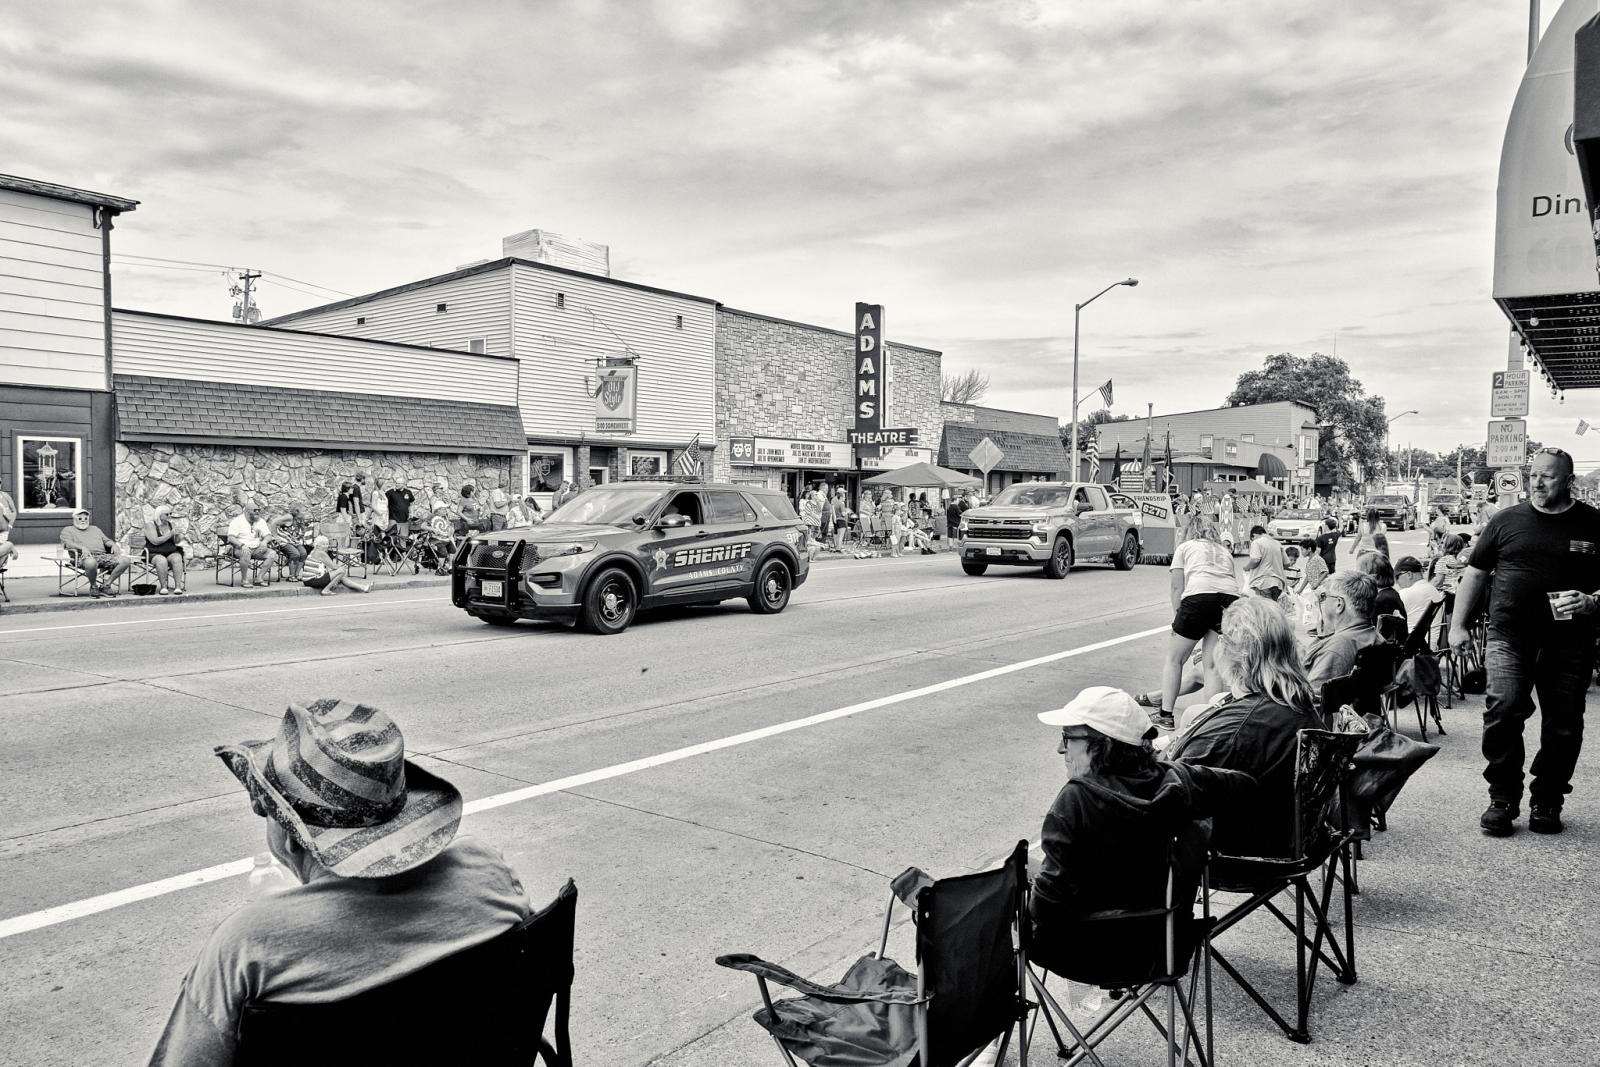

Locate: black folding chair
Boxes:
[236,879,575,1067]
[718,841,1032,1067]
[1025,839,1214,1067]
[1392,599,1445,741]
[1205,729,1362,1045]
[1376,613,1407,646]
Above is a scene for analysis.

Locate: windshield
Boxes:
[989,485,1074,508]
[546,487,666,527]
[1279,509,1321,519]
[1370,496,1408,505]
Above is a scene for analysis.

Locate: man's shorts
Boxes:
[1172,593,1239,640]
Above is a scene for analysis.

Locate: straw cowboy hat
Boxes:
[216,699,462,878]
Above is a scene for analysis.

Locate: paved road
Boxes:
[0,552,1172,1065]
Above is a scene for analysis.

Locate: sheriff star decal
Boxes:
[651,548,670,572]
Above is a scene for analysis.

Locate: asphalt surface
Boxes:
[0,538,1593,1066]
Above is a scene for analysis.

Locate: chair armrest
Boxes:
[715,954,926,1005]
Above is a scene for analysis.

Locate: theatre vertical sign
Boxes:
[849,301,917,456]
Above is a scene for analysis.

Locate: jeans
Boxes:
[1482,635,1592,807]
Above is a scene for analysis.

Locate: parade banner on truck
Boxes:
[1109,491,1177,557]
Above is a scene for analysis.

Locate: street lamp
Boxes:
[1069,277,1139,481]
[1385,410,1418,479]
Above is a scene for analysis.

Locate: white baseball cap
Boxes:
[1037,686,1157,747]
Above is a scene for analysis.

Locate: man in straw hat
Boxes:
[148,699,531,1066]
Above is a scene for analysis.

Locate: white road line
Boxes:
[0,622,1167,941]
[0,597,440,636]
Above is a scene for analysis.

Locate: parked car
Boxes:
[956,482,1141,577]
[451,480,810,634]
[1268,507,1325,543]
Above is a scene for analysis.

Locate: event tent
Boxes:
[861,461,981,489]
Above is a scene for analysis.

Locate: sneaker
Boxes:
[1529,805,1564,835]
[1480,800,1519,837]
[158,587,170,596]
[1133,692,1160,710]
[1151,710,1176,732]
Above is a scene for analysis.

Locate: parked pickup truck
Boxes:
[957,482,1141,578]
[1365,494,1416,530]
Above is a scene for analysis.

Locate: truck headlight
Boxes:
[532,541,596,560]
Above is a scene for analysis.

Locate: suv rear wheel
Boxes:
[1112,532,1139,570]
[748,558,793,614]
[582,567,637,635]
[1042,536,1074,579]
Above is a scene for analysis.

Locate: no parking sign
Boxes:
[1495,469,1523,496]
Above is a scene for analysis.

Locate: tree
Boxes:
[941,368,990,405]
[1226,353,1388,490]
[1058,408,1135,449]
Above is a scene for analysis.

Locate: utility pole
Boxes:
[230,269,262,325]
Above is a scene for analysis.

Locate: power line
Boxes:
[261,271,350,297]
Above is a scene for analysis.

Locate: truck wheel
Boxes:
[1112,532,1139,570]
[961,561,989,576]
[581,567,637,635]
[1042,537,1074,579]
[748,558,792,614]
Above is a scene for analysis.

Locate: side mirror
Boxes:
[1075,501,1094,514]
[632,515,648,528]
[657,513,691,529]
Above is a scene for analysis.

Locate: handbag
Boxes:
[1346,713,1440,824]
[1392,652,1442,708]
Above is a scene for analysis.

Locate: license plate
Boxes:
[986,547,1001,556]
[480,579,503,598]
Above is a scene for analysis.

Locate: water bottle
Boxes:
[1069,979,1105,1016]
[247,852,297,899]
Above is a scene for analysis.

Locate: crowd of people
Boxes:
[796,483,974,559]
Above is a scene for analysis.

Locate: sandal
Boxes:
[158,586,170,596]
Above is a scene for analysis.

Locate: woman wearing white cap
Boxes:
[1030,686,1253,983]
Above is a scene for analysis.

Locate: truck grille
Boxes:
[966,523,1035,541]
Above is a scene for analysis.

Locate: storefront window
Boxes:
[17,436,81,512]
[528,450,570,493]
[628,451,668,477]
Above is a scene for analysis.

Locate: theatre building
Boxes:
[713,306,943,500]
[264,234,717,503]
[0,175,138,542]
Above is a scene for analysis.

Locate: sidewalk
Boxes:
[0,565,450,615]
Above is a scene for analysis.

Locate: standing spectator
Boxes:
[1475,494,1501,534]
[817,486,836,550]
[227,503,274,588]
[350,473,369,526]
[1352,508,1390,562]
[1296,537,1330,594]
[1303,571,1381,690]
[1243,524,1288,602]
[486,477,510,531]
[60,508,132,598]
[831,488,851,552]
[431,480,455,529]
[798,485,823,543]
[143,504,187,596]
[1450,448,1600,837]
[886,501,906,558]
[1154,520,1241,731]
[945,492,966,541]
[1315,516,1341,575]
[1428,505,1452,554]
[551,479,575,511]
[1429,533,1468,594]
[147,699,529,1065]
[335,481,358,523]
[367,474,390,534]
[385,480,416,540]
[458,483,483,535]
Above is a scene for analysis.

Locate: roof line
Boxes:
[717,305,943,355]
[261,256,717,325]
[940,400,1063,423]
[0,173,138,212]
[112,307,519,362]
[1115,399,1320,422]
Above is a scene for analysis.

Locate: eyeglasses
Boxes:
[1533,447,1570,458]
[1316,591,1347,609]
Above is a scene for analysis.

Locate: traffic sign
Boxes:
[968,437,1004,474]
[1486,419,1527,467]
[1472,484,1489,503]
[1495,469,1523,496]
[1491,370,1530,417]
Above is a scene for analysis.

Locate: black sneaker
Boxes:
[1529,805,1564,835]
[1151,710,1176,732]
[1480,800,1519,837]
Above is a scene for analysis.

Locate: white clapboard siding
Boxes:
[265,267,513,357]
[112,311,519,407]
[511,263,715,442]
[0,190,106,391]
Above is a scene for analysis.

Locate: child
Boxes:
[302,535,373,596]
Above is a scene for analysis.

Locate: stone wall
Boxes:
[114,442,514,543]
[713,308,942,484]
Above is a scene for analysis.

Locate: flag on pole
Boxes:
[673,434,703,476]
[1163,431,1175,491]
[1084,433,1100,479]
[1110,443,1124,483]
[1579,419,1591,436]
[1139,433,1153,491]
[1098,380,1114,408]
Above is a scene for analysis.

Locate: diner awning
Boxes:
[1204,479,1285,496]
[1255,452,1289,479]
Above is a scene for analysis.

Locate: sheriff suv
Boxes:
[451,480,810,635]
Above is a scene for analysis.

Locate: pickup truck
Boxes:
[1365,494,1416,530]
[956,482,1141,577]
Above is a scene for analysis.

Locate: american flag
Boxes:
[673,434,703,476]
[1098,379,1114,408]
[1579,420,1591,436]
[1084,433,1100,478]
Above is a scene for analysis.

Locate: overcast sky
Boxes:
[1,1,1569,456]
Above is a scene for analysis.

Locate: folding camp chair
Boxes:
[317,519,369,580]
[124,534,159,594]
[1205,729,1362,1045]
[1390,599,1445,741]
[54,546,95,596]
[1025,840,1214,1067]
[236,878,575,1067]
[213,528,275,587]
[1375,613,1407,646]
[718,840,1032,1067]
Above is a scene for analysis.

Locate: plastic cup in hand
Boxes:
[1549,591,1574,621]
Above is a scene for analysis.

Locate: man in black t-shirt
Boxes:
[386,484,416,538]
[1315,517,1340,575]
[1451,448,1600,836]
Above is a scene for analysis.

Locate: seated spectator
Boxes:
[1357,551,1405,622]
[1167,598,1322,858]
[1304,571,1382,689]
[61,508,132,598]
[1395,554,1444,632]
[144,504,187,595]
[147,699,531,1066]
[302,535,372,596]
[227,504,274,588]
[1428,533,1468,594]
[1030,686,1253,981]
[267,508,307,580]
[507,494,543,528]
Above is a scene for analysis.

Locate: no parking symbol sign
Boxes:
[1495,469,1523,496]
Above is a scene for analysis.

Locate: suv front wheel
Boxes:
[1042,536,1074,579]
[748,558,793,615]
[582,567,638,635]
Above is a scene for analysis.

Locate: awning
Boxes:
[861,461,981,489]
[1254,452,1289,479]
[1204,479,1285,496]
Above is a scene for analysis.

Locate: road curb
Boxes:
[0,577,450,615]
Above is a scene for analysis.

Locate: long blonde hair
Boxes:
[1215,597,1316,712]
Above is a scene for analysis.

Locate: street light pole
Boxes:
[1384,409,1418,482]
[1069,277,1138,481]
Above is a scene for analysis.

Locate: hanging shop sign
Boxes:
[593,361,637,434]
[860,445,935,471]
[728,436,853,470]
